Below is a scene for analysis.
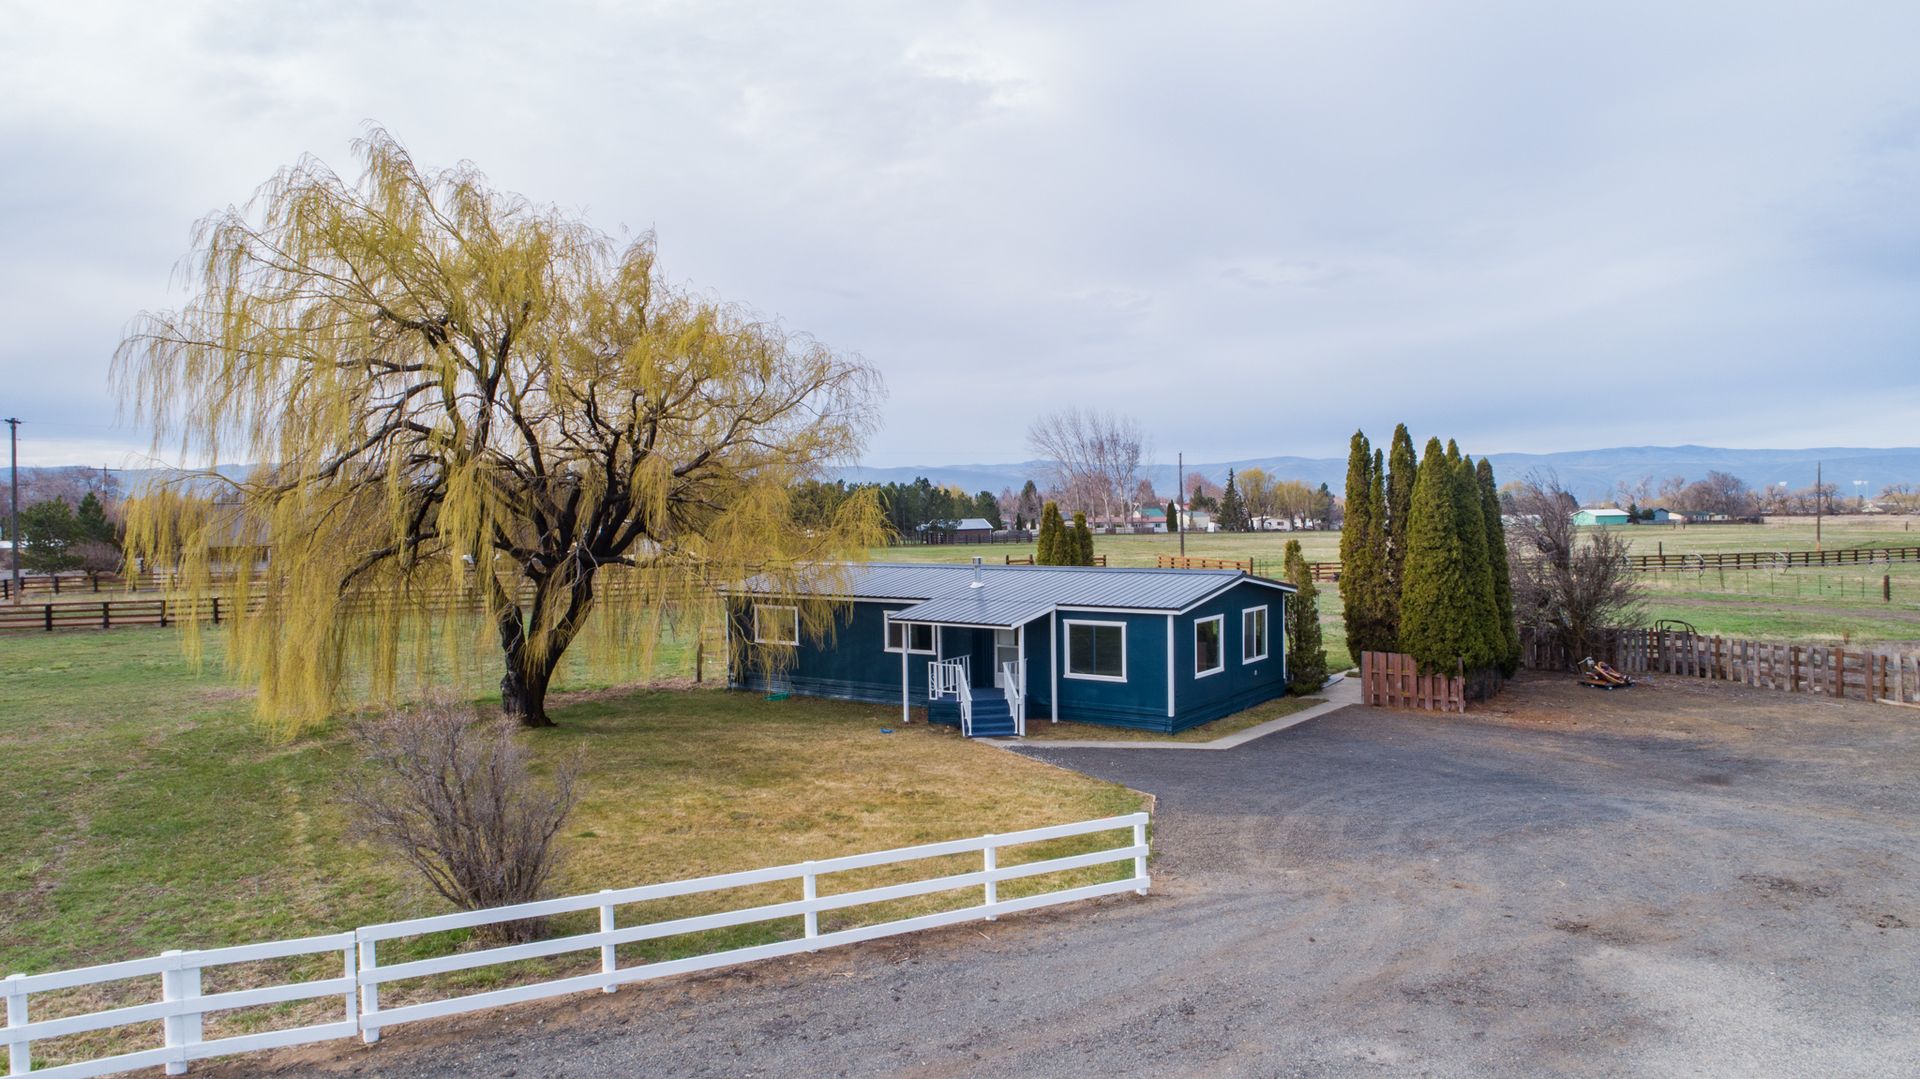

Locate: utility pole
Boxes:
[1815,460,1823,551]
[1177,451,1186,557]
[6,417,19,597]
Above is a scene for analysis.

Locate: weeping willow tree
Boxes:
[116,130,887,734]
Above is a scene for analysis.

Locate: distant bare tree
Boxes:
[1026,408,1147,522]
[1677,470,1754,517]
[344,698,584,943]
[1508,472,1644,667]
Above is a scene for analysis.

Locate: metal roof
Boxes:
[730,562,1294,628]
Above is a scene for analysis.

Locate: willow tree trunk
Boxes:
[493,563,597,728]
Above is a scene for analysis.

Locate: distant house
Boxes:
[724,561,1296,735]
[916,517,995,542]
[1136,506,1168,533]
[1641,507,1674,524]
[1571,506,1630,527]
[1179,507,1217,532]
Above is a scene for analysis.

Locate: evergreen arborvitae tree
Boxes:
[1071,511,1094,565]
[1220,469,1244,532]
[1166,499,1180,533]
[1452,454,1503,676]
[1036,501,1065,564]
[1385,424,1417,601]
[1398,438,1501,673]
[1283,539,1329,693]
[1476,457,1520,674]
[1338,431,1388,655]
[1368,447,1395,642]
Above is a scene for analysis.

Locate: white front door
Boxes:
[993,629,1018,687]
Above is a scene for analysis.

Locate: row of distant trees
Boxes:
[1602,471,1920,517]
[0,466,125,580]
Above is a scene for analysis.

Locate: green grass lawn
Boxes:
[0,628,1143,1067]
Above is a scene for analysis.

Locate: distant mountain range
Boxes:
[9,446,1914,504]
[836,446,1920,502]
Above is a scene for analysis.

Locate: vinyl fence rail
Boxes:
[4,813,1149,1077]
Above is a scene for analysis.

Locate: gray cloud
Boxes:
[3,0,1918,468]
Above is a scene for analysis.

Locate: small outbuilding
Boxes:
[1571,506,1631,527]
[724,561,1295,737]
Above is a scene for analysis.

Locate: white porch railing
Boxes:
[1001,659,1027,737]
[928,658,972,735]
[3,814,1149,1077]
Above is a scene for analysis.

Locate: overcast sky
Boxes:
[4,1,1918,469]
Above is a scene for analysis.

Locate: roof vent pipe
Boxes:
[971,555,984,588]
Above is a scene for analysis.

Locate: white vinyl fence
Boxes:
[6,813,1149,1077]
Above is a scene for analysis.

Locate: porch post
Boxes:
[900,619,910,724]
[1050,609,1060,723]
[1166,614,1176,718]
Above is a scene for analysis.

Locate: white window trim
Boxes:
[1062,618,1128,683]
[1242,605,1270,663]
[1194,614,1225,678]
[883,617,936,654]
[753,604,800,646]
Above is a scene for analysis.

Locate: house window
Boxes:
[753,604,799,646]
[1194,615,1224,677]
[1242,606,1269,663]
[1064,620,1127,681]
[885,619,936,654]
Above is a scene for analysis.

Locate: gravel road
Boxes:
[225,674,1919,1078]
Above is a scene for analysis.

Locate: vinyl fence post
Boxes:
[983,837,998,919]
[161,949,200,1075]
[358,936,380,1043]
[1133,817,1150,894]
[599,890,618,993]
[802,863,819,946]
[6,972,29,1075]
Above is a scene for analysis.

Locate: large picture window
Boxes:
[1242,606,1269,663]
[1194,615,1224,677]
[885,619,936,654]
[1064,620,1127,681]
[753,604,799,646]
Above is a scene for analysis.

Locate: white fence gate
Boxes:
[5,813,1149,1077]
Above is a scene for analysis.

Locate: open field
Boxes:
[0,629,1142,1068]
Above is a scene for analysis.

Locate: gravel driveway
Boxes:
[229,674,1919,1078]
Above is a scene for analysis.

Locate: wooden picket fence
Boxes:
[1522,628,1920,706]
[1152,554,1337,581]
[1358,651,1466,714]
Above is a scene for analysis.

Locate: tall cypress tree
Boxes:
[1369,447,1394,642]
[1398,438,1500,672]
[1477,457,1519,674]
[1453,455,1503,674]
[1338,432,1387,655]
[1283,539,1328,693]
[1037,501,1064,564]
[1385,424,1418,600]
[1166,499,1180,533]
[1220,469,1244,532]
[1071,511,1094,565]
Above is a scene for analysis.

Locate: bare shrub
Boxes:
[1508,472,1644,667]
[344,697,584,943]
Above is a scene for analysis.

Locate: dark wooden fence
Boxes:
[1153,554,1338,581]
[1005,554,1107,567]
[1358,651,1466,713]
[1522,628,1920,706]
[1625,545,1920,572]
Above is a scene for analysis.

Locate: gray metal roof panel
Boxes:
[888,593,1055,628]
[728,562,1293,621]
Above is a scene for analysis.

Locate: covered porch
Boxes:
[888,602,1050,738]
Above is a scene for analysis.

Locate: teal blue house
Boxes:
[725,561,1295,737]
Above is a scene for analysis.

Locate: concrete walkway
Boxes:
[984,672,1360,751]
